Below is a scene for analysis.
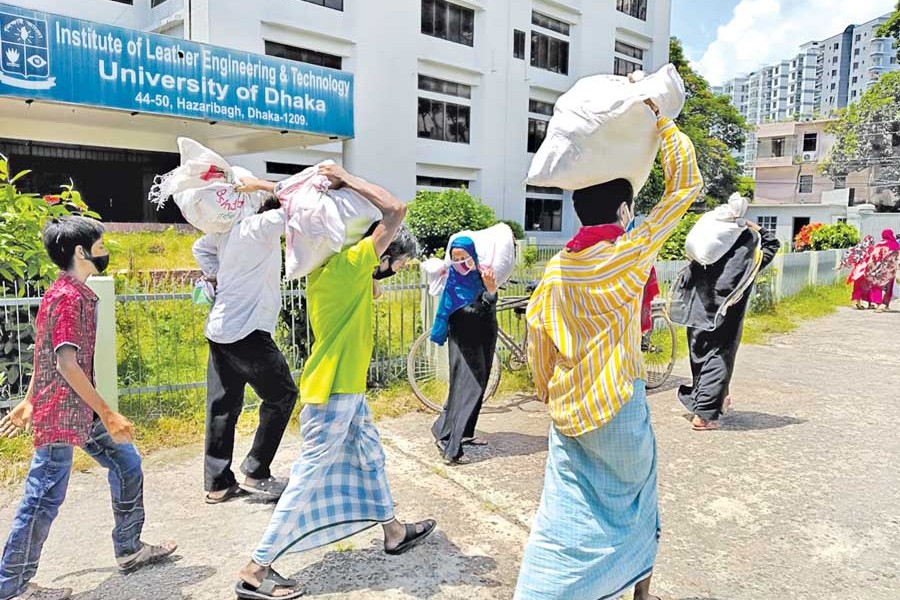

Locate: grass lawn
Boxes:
[742,283,849,345]
[107,228,200,272]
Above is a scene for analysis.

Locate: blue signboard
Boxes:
[0,3,354,138]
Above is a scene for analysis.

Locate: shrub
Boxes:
[659,213,701,260]
[808,222,860,251]
[749,267,777,315]
[405,188,497,255]
[794,223,825,252]
[522,245,538,268]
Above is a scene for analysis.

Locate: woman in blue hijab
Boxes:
[430,236,498,465]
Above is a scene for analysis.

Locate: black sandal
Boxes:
[384,519,437,555]
[462,437,489,446]
[205,484,249,505]
[235,568,302,599]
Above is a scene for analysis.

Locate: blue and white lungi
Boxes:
[253,393,395,565]
[515,380,659,600]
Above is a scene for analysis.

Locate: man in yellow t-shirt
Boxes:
[235,165,436,600]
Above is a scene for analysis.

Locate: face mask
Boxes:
[619,203,635,231]
[372,265,395,281]
[452,260,474,276]
[83,250,110,274]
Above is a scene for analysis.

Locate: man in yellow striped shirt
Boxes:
[514,105,703,600]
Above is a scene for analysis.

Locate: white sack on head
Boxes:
[526,63,686,194]
[424,223,516,298]
[277,161,382,279]
[684,193,751,266]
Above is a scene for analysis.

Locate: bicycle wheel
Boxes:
[643,313,676,390]
[407,331,502,412]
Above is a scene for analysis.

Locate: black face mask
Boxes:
[83,251,110,274]
[372,265,395,281]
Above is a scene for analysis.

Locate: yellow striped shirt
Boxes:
[526,117,703,437]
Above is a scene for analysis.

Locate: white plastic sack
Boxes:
[526,64,686,194]
[685,193,750,266]
[149,138,265,234]
[425,224,516,297]
[278,161,382,279]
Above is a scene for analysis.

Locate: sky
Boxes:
[673,0,898,85]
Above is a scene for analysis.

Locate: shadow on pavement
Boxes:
[463,432,547,464]
[67,563,216,599]
[646,375,692,396]
[721,411,806,431]
[481,393,545,415]
[288,530,501,598]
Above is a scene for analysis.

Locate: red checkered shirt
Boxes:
[30,272,98,447]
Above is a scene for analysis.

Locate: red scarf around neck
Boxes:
[565,225,659,333]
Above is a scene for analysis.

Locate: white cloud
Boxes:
[694,0,897,85]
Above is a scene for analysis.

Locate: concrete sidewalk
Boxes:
[0,308,898,599]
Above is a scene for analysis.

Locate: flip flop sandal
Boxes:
[234,573,303,600]
[692,421,721,431]
[240,477,288,499]
[444,455,471,466]
[14,584,73,600]
[206,484,250,505]
[384,519,437,556]
[462,437,489,446]
[117,541,178,573]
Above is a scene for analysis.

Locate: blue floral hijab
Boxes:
[430,236,484,346]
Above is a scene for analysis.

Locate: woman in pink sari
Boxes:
[843,235,876,309]
[865,229,900,312]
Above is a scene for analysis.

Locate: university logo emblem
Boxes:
[0,11,55,90]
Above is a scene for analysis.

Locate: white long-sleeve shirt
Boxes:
[192,209,286,344]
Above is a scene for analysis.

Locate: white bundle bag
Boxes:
[526,64,686,194]
[424,223,517,297]
[149,138,266,234]
[684,193,751,266]
[276,161,382,279]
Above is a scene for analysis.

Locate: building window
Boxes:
[422,0,475,47]
[853,62,859,70]
[856,34,861,42]
[614,57,643,77]
[615,40,645,60]
[532,12,570,36]
[772,137,786,157]
[526,198,563,232]
[264,41,342,69]
[799,175,814,193]
[833,56,838,64]
[528,118,549,153]
[266,162,311,176]
[513,30,526,59]
[802,133,817,152]
[531,31,569,75]
[418,74,471,99]
[837,217,848,224]
[151,0,169,6]
[616,0,647,21]
[832,69,837,76]
[852,76,858,84]
[854,48,860,56]
[833,43,839,50]
[528,99,555,116]
[418,98,470,143]
[298,0,343,9]
[758,216,778,231]
[417,176,470,188]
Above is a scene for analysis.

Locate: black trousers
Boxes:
[205,330,298,492]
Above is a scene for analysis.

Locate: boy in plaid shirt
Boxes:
[0,217,176,600]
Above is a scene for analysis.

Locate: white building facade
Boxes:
[0,0,673,243]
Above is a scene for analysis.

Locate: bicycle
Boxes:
[407,287,677,412]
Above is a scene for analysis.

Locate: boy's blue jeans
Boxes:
[0,419,145,600]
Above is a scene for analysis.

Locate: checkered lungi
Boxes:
[514,380,659,600]
[252,393,395,565]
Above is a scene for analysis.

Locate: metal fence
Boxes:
[0,249,847,419]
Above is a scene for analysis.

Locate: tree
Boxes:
[405,187,497,255]
[635,38,749,214]
[822,71,900,211]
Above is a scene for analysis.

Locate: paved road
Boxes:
[0,308,897,600]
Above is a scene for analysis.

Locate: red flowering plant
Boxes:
[793,223,824,252]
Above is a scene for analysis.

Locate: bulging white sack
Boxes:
[149,138,265,234]
[684,193,751,266]
[277,161,382,279]
[526,64,686,194]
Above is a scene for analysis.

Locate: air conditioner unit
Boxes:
[802,152,816,162]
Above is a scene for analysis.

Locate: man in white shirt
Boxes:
[192,187,296,504]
